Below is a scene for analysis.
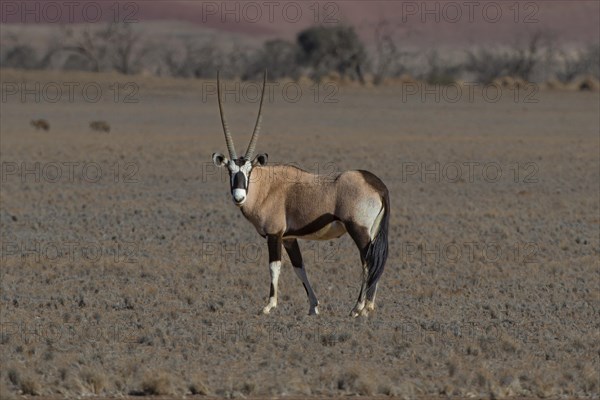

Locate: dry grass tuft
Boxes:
[1,381,17,400]
[580,362,598,392]
[7,368,20,387]
[336,367,375,396]
[79,368,106,394]
[544,78,567,90]
[571,75,600,91]
[140,371,177,395]
[19,375,41,396]
[188,374,210,395]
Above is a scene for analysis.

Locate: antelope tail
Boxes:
[365,191,390,295]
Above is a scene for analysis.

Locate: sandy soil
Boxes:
[0,69,598,398]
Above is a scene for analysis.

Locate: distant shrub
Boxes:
[243,39,300,80]
[1,45,38,69]
[423,51,461,85]
[465,32,546,83]
[297,25,367,83]
[556,44,600,82]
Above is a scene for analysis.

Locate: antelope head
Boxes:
[212,70,269,206]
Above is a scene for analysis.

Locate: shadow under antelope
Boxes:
[211,71,390,317]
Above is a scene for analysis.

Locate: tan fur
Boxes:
[240,165,382,238]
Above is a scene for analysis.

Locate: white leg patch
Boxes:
[355,196,384,241]
[369,204,385,240]
[262,261,281,314]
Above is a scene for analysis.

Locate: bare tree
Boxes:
[61,25,108,72]
[0,32,60,70]
[60,23,147,74]
[163,38,194,77]
[162,37,226,78]
[422,50,462,85]
[371,19,411,85]
[242,39,299,80]
[110,23,148,74]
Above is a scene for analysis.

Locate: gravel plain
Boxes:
[0,69,598,398]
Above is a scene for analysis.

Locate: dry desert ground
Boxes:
[0,69,599,398]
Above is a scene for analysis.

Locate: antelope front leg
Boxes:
[262,235,282,314]
[284,239,320,315]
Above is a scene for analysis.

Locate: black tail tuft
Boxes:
[365,192,390,294]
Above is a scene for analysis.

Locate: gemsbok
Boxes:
[212,71,390,317]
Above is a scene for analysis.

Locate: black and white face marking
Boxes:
[212,153,268,207]
[228,158,252,205]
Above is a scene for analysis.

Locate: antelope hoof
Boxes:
[351,308,370,318]
[365,300,375,312]
[262,306,273,314]
[350,301,369,318]
[308,305,319,316]
[262,300,277,314]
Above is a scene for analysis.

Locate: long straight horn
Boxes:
[245,69,267,160]
[217,70,237,160]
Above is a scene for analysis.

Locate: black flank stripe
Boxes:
[285,213,338,237]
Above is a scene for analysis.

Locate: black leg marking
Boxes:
[302,283,309,296]
[268,235,282,263]
[283,239,303,267]
[284,239,319,315]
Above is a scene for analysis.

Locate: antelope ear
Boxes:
[212,153,228,167]
[252,153,268,166]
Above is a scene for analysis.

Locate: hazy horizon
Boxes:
[1,1,598,47]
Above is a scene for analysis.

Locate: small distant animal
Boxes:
[89,121,110,133]
[30,119,50,131]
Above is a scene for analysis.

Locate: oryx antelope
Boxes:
[212,71,390,317]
